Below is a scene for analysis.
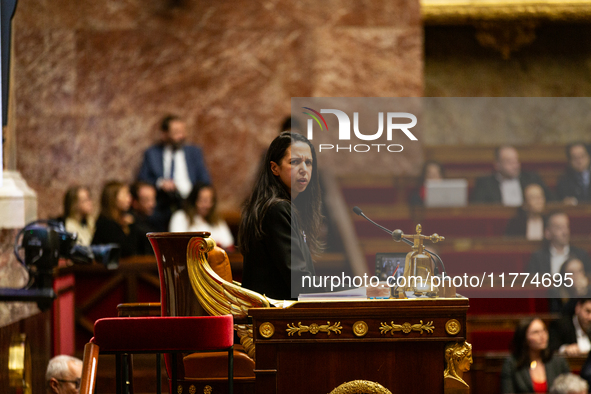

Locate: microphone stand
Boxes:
[352,206,447,275]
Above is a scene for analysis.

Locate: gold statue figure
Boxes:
[444,341,473,390]
[395,224,444,296]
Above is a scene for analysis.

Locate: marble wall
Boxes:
[13,0,423,218]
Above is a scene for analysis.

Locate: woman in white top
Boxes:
[169,183,234,250]
[63,185,96,246]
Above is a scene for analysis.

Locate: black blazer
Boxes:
[556,167,591,202]
[471,172,552,204]
[526,245,591,276]
[241,201,315,301]
[91,215,138,258]
[549,315,578,354]
[500,355,570,393]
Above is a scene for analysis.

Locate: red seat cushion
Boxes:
[92,315,233,352]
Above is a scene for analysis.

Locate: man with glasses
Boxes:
[46,355,82,393]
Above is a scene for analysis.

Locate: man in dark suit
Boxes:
[129,181,158,255]
[138,115,211,231]
[550,299,591,355]
[471,145,552,206]
[557,142,591,205]
[526,211,591,276]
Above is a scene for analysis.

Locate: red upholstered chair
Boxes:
[148,232,256,393]
[79,315,234,394]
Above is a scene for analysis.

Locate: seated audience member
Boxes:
[130,181,158,255]
[169,183,234,250]
[526,211,591,275]
[501,318,570,394]
[138,115,211,231]
[92,181,137,257]
[549,373,589,394]
[557,142,591,205]
[46,355,82,394]
[549,257,591,314]
[409,160,444,205]
[549,299,591,356]
[505,183,546,240]
[471,145,551,206]
[62,185,95,246]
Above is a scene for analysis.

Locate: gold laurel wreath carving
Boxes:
[379,320,434,335]
[329,380,392,394]
[287,321,343,336]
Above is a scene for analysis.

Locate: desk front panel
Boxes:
[250,298,469,394]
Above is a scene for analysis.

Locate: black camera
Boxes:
[14,220,120,291]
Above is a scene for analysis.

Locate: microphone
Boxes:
[352,206,413,246]
[352,206,446,275]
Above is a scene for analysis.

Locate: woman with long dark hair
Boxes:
[501,318,570,393]
[92,181,137,257]
[239,132,322,300]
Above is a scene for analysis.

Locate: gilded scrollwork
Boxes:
[379,320,434,335]
[287,321,343,336]
[329,380,392,394]
[186,236,292,360]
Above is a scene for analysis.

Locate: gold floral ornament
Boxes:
[379,320,434,335]
[445,319,461,336]
[259,322,275,339]
[352,321,369,337]
[329,380,392,394]
[287,321,343,336]
[189,385,196,394]
[203,386,213,394]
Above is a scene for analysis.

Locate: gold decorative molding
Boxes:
[422,0,591,24]
[203,386,213,394]
[259,322,275,339]
[445,319,462,336]
[189,385,196,394]
[177,384,183,394]
[352,321,369,337]
[8,333,31,394]
[287,321,343,336]
[329,380,392,394]
[379,320,435,335]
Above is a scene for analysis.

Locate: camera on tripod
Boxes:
[14,220,120,294]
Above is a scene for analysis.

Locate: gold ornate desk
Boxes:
[249,297,469,394]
